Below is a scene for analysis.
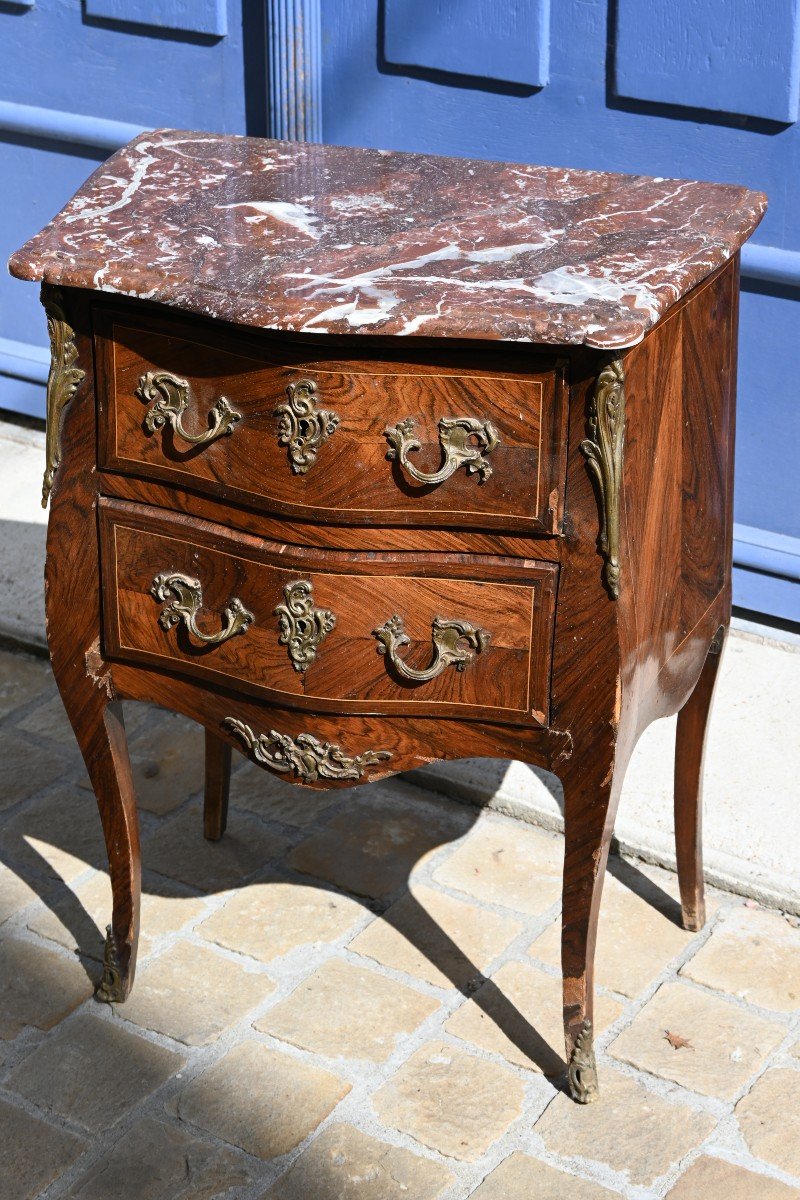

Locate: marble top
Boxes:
[9,130,766,350]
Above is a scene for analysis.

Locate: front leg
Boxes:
[558,738,628,1103]
[41,285,141,1001]
[57,688,141,1003]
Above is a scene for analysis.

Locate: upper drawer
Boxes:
[95,308,568,534]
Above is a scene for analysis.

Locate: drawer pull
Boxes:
[384,416,499,486]
[224,718,392,783]
[275,380,340,474]
[137,371,242,447]
[274,580,336,672]
[373,614,490,683]
[151,572,254,646]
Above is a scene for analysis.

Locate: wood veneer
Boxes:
[16,152,754,1104]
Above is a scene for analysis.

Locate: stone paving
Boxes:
[0,645,799,1200]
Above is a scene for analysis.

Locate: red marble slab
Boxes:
[9,130,766,349]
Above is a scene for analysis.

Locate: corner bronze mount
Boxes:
[383,415,500,485]
[224,718,392,783]
[373,614,491,683]
[95,924,124,1004]
[568,1019,599,1104]
[274,580,336,672]
[275,379,340,474]
[137,370,242,447]
[580,356,626,599]
[41,284,86,507]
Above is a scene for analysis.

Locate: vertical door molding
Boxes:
[267,0,322,141]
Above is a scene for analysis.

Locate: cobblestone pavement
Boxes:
[1,646,799,1200]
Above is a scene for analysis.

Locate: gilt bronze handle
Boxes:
[151,573,254,646]
[373,614,491,683]
[137,371,242,447]
[383,415,499,485]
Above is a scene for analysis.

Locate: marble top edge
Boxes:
[9,128,767,350]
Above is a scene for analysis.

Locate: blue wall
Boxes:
[0,0,265,417]
[1,1,797,621]
[319,0,800,621]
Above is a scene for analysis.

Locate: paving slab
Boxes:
[0,1099,87,1200]
[735,1068,800,1177]
[0,936,92,1038]
[444,959,622,1074]
[530,863,715,998]
[348,881,523,990]
[666,1155,800,1199]
[373,1040,525,1161]
[471,1152,618,1199]
[62,1116,258,1199]
[432,819,562,915]
[609,980,787,1099]
[256,957,438,1063]
[262,1123,455,1199]
[198,875,364,964]
[287,788,471,901]
[7,1014,184,1132]
[681,905,800,1013]
[534,1067,715,1187]
[173,1040,350,1158]
[119,940,273,1046]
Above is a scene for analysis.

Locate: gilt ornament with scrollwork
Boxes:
[95,925,124,1003]
[373,614,491,683]
[383,415,499,485]
[580,357,626,599]
[568,1019,599,1104]
[151,572,254,647]
[41,285,86,507]
[274,580,336,672]
[224,718,391,783]
[275,379,340,474]
[137,370,242,447]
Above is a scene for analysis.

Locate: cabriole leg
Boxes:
[55,680,141,1003]
[674,625,726,932]
[559,745,627,1103]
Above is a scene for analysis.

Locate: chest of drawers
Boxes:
[10,131,765,1104]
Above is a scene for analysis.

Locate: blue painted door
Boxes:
[2,2,797,621]
[320,0,800,621]
[0,0,266,416]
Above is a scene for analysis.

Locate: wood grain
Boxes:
[95,307,569,533]
[99,499,557,724]
[31,256,741,1105]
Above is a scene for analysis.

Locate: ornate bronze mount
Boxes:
[275,379,340,474]
[137,370,242,447]
[383,415,500,486]
[373,614,491,683]
[708,624,726,656]
[224,718,392,783]
[41,285,86,507]
[580,357,625,599]
[274,580,336,672]
[95,924,124,1004]
[151,572,254,646]
[568,1019,599,1104]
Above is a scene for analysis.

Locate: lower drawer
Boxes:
[99,500,557,725]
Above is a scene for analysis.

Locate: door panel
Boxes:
[0,0,258,417]
[320,0,800,620]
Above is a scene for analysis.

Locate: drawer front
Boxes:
[96,309,568,534]
[99,502,557,725]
